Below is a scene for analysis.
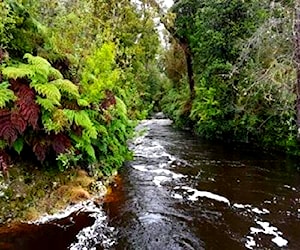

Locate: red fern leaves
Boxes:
[0,81,40,145]
[15,84,40,129]
[51,133,71,154]
[0,109,18,145]
[32,139,49,162]
[31,133,71,162]
[11,109,27,134]
[0,78,40,152]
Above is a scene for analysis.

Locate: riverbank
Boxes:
[0,163,114,225]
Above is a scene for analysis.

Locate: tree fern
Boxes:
[0,82,16,108]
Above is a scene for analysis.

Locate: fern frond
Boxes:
[51,133,71,154]
[63,109,76,123]
[74,110,97,139]
[70,133,96,161]
[49,67,63,79]
[36,96,55,111]
[0,82,16,108]
[2,64,35,79]
[15,85,40,129]
[0,109,18,145]
[115,96,127,115]
[51,79,79,99]
[77,99,90,107]
[24,53,51,77]
[24,54,50,66]
[95,124,108,136]
[84,144,96,160]
[30,82,61,104]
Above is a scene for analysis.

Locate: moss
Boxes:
[0,163,107,225]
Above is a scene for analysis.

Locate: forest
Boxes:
[0,0,300,177]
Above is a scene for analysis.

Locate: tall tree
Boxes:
[148,0,196,100]
[295,0,300,139]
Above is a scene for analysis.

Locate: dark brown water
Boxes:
[104,118,300,250]
[0,117,299,249]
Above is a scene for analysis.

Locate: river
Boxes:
[0,117,300,249]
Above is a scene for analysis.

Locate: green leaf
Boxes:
[12,138,24,155]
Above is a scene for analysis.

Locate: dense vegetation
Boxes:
[0,0,164,176]
[160,0,300,153]
[1,0,300,179]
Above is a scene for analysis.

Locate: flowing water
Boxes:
[104,118,300,250]
[0,117,300,249]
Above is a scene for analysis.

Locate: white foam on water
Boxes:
[132,164,148,172]
[33,200,103,224]
[153,176,170,187]
[283,184,296,191]
[150,169,185,179]
[139,213,163,224]
[233,203,270,215]
[134,142,175,161]
[245,219,288,249]
[30,200,116,249]
[131,164,185,185]
[69,212,115,250]
[172,193,184,199]
[174,186,230,205]
[233,203,251,209]
[245,236,256,249]
[252,207,270,215]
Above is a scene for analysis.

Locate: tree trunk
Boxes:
[294,2,300,139]
[180,42,195,100]
[147,0,196,100]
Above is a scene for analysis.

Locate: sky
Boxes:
[163,0,174,9]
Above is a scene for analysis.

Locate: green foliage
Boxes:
[0,0,164,177]
[12,138,24,155]
[81,43,119,104]
[161,0,300,153]
[0,82,16,108]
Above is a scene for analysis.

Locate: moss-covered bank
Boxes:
[0,164,115,224]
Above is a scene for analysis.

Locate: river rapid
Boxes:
[0,117,300,249]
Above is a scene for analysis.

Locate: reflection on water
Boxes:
[105,118,300,250]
